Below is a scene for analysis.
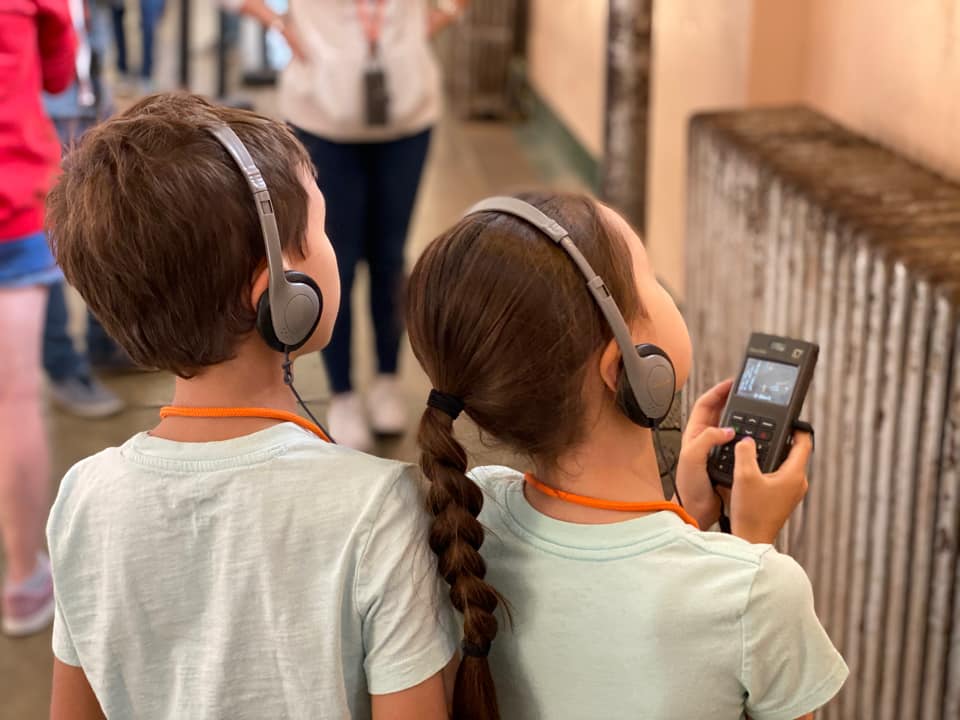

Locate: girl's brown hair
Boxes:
[406,192,644,719]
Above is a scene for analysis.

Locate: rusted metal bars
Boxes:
[685,106,960,719]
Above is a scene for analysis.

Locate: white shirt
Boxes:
[48,423,457,719]
[471,466,849,720]
[221,0,442,141]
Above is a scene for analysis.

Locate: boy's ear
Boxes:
[598,337,622,394]
[250,265,270,313]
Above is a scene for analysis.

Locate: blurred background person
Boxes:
[110,0,166,94]
[43,0,126,419]
[229,0,468,451]
[0,0,75,637]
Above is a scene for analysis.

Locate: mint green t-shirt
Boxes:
[471,466,848,720]
[47,424,457,719]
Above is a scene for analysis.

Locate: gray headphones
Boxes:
[206,124,322,352]
[464,196,676,428]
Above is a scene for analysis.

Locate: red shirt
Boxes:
[0,0,76,242]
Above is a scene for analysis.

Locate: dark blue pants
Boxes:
[293,127,432,394]
[111,0,165,78]
[43,282,116,382]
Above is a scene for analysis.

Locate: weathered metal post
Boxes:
[601,0,653,232]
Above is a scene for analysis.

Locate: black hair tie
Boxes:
[462,639,491,658]
[428,389,465,420]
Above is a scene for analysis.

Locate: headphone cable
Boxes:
[283,352,337,444]
[654,426,682,506]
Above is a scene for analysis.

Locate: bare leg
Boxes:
[0,286,50,584]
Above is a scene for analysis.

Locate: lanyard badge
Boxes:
[357,0,390,126]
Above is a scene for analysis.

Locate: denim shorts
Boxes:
[0,232,62,288]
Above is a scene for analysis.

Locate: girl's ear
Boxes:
[598,337,622,393]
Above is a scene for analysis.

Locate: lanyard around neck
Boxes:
[356,0,388,54]
[524,473,699,529]
[159,406,331,443]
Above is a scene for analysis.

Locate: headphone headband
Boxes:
[205,124,320,350]
[462,196,674,425]
[207,125,287,318]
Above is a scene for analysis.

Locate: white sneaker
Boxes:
[367,374,408,437]
[2,554,55,637]
[328,392,373,452]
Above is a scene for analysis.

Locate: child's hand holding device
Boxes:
[729,431,813,544]
[679,332,818,542]
[676,381,814,542]
[675,378,737,528]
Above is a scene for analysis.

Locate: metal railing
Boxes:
[685,106,960,720]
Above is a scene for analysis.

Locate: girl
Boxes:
[406,192,848,719]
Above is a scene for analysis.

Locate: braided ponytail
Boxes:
[418,405,503,720]
[408,191,644,718]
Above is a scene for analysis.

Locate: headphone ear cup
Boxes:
[256,289,286,353]
[615,368,653,427]
[284,270,323,350]
[638,344,676,426]
[255,272,323,353]
[281,271,323,352]
[614,345,677,428]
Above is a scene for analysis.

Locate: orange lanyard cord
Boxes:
[159,406,331,443]
[524,473,699,529]
[357,0,387,51]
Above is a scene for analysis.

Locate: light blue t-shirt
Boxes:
[471,466,848,720]
[47,423,457,719]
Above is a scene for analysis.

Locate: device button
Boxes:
[758,419,775,442]
[746,417,758,427]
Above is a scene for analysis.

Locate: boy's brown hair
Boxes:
[46,93,314,378]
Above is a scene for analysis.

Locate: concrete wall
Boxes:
[646,0,761,296]
[527,0,609,158]
[646,0,960,296]
[804,0,960,182]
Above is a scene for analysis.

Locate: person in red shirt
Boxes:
[0,0,76,637]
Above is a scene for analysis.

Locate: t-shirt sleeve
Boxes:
[741,549,849,720]
[47,466,81,667]
[52,596,81,666]
[355,466,458,695]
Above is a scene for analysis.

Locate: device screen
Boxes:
[735,358,800,406]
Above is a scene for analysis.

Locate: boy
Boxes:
[45,93,456,719]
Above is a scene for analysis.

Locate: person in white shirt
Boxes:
[229,0,468,451]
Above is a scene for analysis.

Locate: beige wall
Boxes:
[647,0,758,296]
[646,0,960,296]
[527,0,609,158]
[804,0,960,181]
